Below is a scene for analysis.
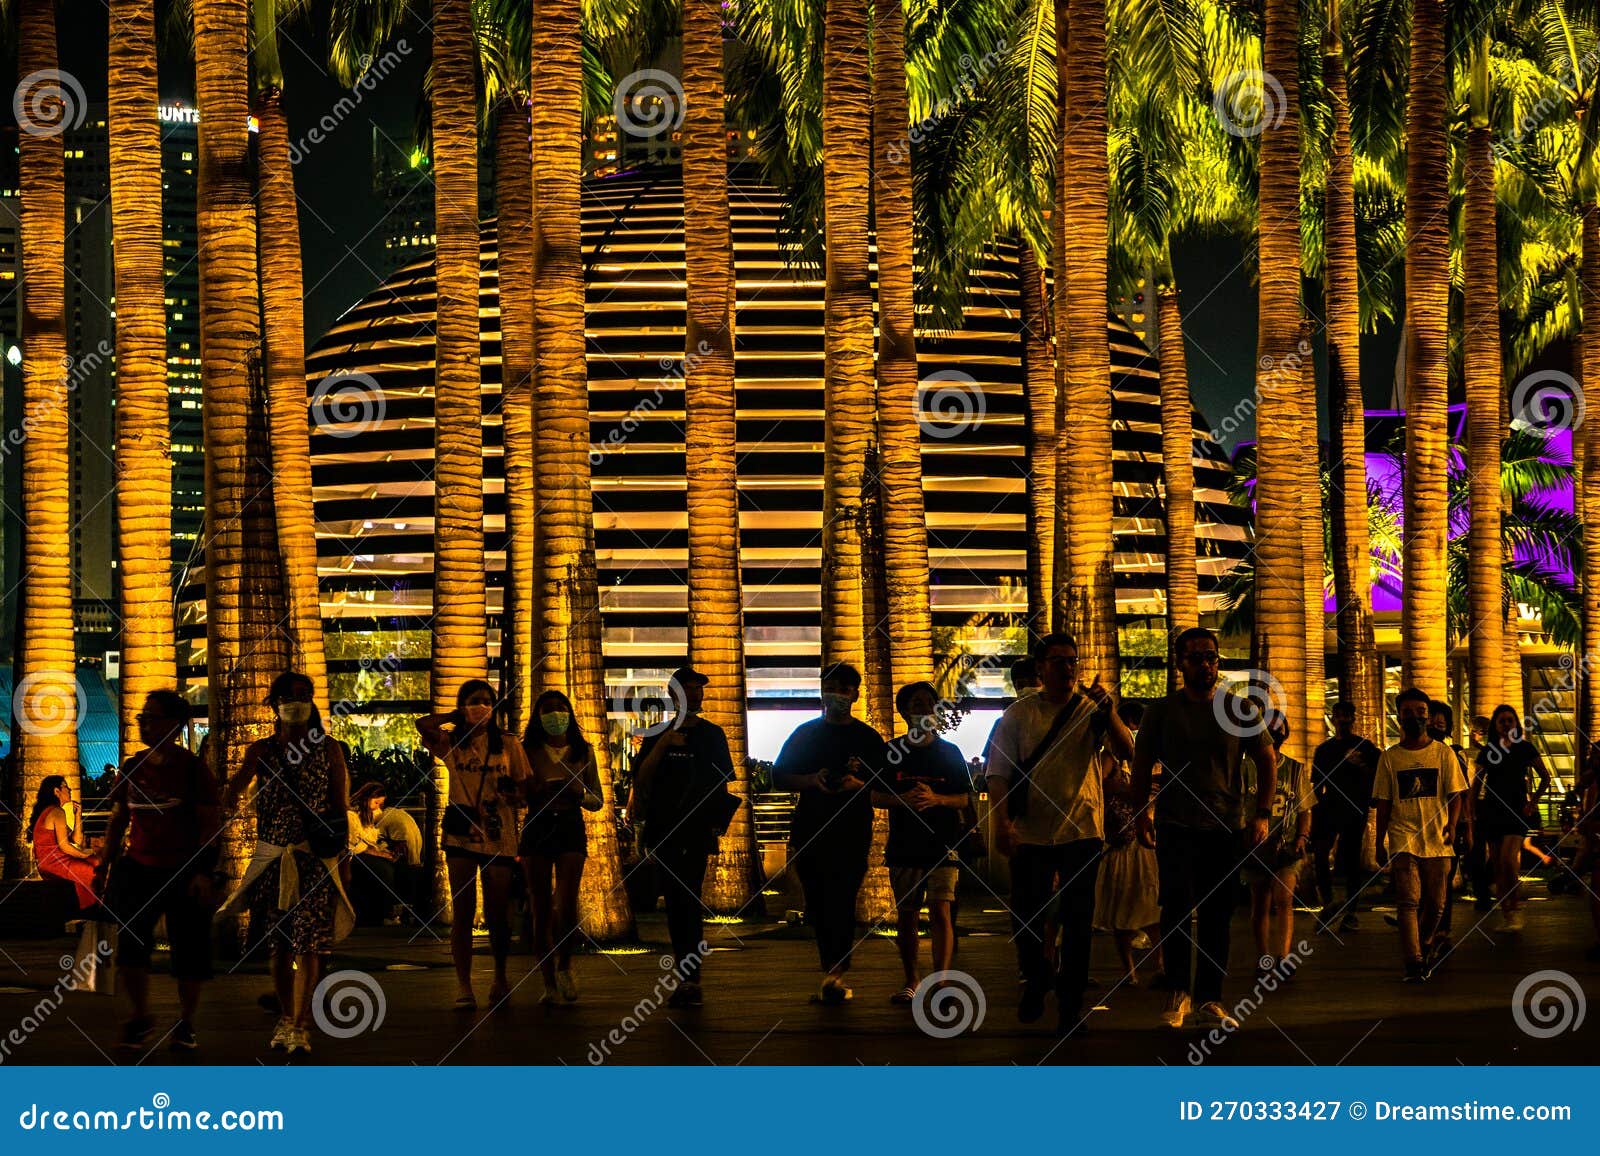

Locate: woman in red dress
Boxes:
[29,775,99,908]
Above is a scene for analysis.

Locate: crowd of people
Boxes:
[22,627,1597,1053]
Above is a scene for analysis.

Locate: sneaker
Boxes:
[117,1016,154,1052]
[269,1017,294,1051]
[1340,913,1359,933]
[1159,992,1191,1030]
[285,1026,312,1056]
[1017,980,1048,1024]
[1186,1001,1239,1031]
[1403,960,1427,983]
[556,968,580,1002]
[1383,913,1399,928]
[1130,931,1152,950]
[818,976,852,1005]
[169,1020,198,1051]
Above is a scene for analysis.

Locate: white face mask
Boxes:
[277,701,312,726]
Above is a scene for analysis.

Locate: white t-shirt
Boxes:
[1374,740,1467,859]
[985,692,1108,846]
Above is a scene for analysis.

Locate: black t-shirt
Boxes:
[1476,740,1540,831]
[775,717,887,862]
[638,719,734,853]
[876,738,972,868]
[1311,735,1382,822]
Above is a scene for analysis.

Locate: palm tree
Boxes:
[1400,0,1451,695]
[108,0,176,759]
[7,0,78,877]
[681,0,755,912]
[531,0,632,939]
[1019,244,1055,640]
[1301,328,1327,750]
[1053,0,1118,686]
[1253,0,1308,759]
[254,10,328,703]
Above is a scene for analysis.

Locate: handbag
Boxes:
[73,919,116,996]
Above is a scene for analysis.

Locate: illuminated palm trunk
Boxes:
[7,0,78,878]
[532,0,632,939]
[1019,244,1056,641]
[429,0,489,915]
[1301,331,1326,752]
[1400,0,1451,695]
[819,0,874,686]
[1464,121,1504,722]
[1156,279,1197,675]
[494,97,537,738]
[1053,0,1119,687]
[682,1,755,912]
[256,86,327,703]
[107,0,175,758]
[1579,207,1600,750]
[1323,17,1381,735]
[1253,0,1307,760]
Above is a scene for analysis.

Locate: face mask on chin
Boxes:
[277,701,312,726]
[1400,716,1426,740]
[539,712,570,737]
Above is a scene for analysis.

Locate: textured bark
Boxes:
[682,4,755,912]
[1253,0,1308,761]
[1019,244,1056,642]
[1156,284,1198,657]
[494,99,536,738]
[7,0,78,877]
[1301,331,1327,753]
[1053,0,1119,686]
[1464,125,1505,722]
[531,0,632,938]
[1401,0,1451,695]
[1323,19,1382,735]
[108,0,176,756]
[1579,207,1600,750]
[820,0,874,688]
[256,87,327,702]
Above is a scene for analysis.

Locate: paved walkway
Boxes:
[1,886,1596,1066]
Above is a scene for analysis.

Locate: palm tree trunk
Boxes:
[1323,14,1381,735]
[7,0,78,878]
[256,86,327,702]
[1020,242,1055,643]
[872,0,933,697]
[1464,122,1505,723]
[1579,206,1600,751]
[531,0,632,939]
[1400,0,1451,696]
[1253,0,1307,761]
[682,2,755,912]
[820,0,874,687]
[1053,0,1119,686]
[108,0,176,758]
[1301,328,1327,752]
[430,0,489,917]
[1155,275,1197,671]
[494,97,536,738]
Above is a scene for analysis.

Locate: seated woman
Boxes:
[347,782,404,925]
[29,775,99,910]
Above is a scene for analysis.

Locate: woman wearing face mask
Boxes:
[222,672,354,1055]
[1471,705,1552,933]
[417,680,533,1010]
[520,690,602,1005]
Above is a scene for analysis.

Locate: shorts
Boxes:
[443,846,517,870]
[889,864,959,906]
[1243,839,1306,884]
[519,808,587,859]
[107,857,214,980]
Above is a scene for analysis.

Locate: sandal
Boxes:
[890,984,917,1005]
[453,991,478,1011]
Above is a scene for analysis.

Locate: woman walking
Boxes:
[1472,705,1552,933]
[417,680,532,1010]
[521,689,602,1005]
[223,672,354,1055]
[29,776,99,910]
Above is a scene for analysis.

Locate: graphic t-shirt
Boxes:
[442,734,533,858]
[1311,735,1382,823]
[1475,739,1542,832]
[637,719,735,853]
[1135,690,1252,831]
[877,737,973,867]
[1244,751,1315,841]
[108,746,218,869]
[985,693,1109,845]
[775,717,887,863]
[1373,740,1467,858]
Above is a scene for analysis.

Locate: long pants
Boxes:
[1312,812,1367,910]
[654,843,711,983]
[1436,822,1473,936]
[795,854,867,974]
[1156,824,1241,1005]
[1392,852,1450,963]
[1009,839,1101,1012]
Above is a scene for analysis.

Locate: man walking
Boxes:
[1130,627,1277,1031]
[1311,699,1381,932]
[987,633,1134,1034]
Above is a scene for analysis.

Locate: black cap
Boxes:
[670,666,709,688]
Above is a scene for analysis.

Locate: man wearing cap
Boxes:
[773,662,888,1004]
[634,667,735,1007]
